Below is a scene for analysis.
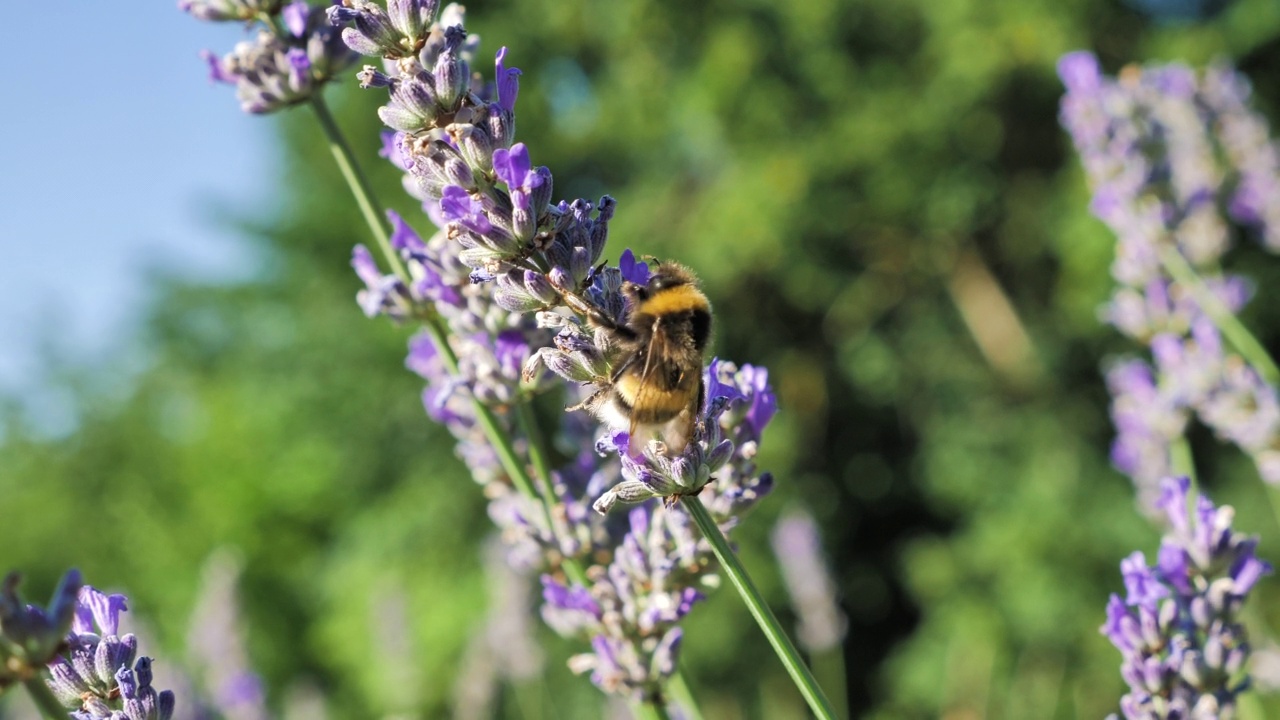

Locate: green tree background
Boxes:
[5,0,1280,717]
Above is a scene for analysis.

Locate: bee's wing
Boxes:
[627,326,698,445]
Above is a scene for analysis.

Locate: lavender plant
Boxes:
[185,0,834,716]
[1059,51,1280,509]
[1060,51,1280,716]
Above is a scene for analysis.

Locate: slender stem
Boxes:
[308,94,409,285]
[648,700,673,720]
[631,699,670,720]
[23,677,68,719]
[1159,245,1280,385]
[516,398,556,495]
[1169,437,1197,490]
[811,648,848,720]
[418,318,542,507]
[667,670,706,720]
[682,496,836,720]
[513,398,591,588]
[511,679,545,720]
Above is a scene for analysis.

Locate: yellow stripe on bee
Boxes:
[635,285,710,317]
[616,374,695,421]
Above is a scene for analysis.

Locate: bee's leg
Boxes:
[565,387,606,413]
[563,291,626,331]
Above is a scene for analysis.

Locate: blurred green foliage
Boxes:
[5,0,1280,717]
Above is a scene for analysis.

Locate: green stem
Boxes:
[513,399,591,588]
[811,648,848,720]
[667,670,706,720]
[418,318,542,507]
[23,677,69,719]
[1169,437,1197,491]
[308,94,409,285]
[515,398,556,497]
[649,701,673,720]
[511,679,546,720]
[682,496,836,720]
[1159,245,1280,385]
[631,699,671,720]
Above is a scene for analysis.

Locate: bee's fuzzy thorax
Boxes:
[634,283,711,318]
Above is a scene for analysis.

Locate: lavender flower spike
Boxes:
[0,569,81,691]
[771,510,847,653]
[179,0,282,23]
[1059,52,1280,499]
[1101,476,1272,719]
[46,585,176,720]
[187,1,358,114]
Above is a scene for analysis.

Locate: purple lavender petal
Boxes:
[387,210,427,251]
[282,1,310,37]
[495,47,521,112]
[74,586,128,636]
[440,185,493,235]
[617,249,650,285]
[1057,51,1101,93]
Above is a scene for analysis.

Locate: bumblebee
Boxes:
[575,262,712,453]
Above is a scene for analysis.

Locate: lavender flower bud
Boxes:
[357,64,392,88]
[450,123,494,173]
[569,246,592,286]
[494,271,544,313]
[486,105,517,152]
[379,73,441,131]
[548,267,576,294]
[528,166,554,217]
[589,196,616,263]
[387,0,438,42]
[432,26,469,109]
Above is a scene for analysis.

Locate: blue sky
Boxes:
[1,6,277,430]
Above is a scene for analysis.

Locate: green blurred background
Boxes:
[5,0,1280,717]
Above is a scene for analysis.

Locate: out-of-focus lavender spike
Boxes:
[367,580,423,714]
[179,0,282,22]
[185,2,358,114]
[1060,52,1280,500]
[770,509,847,653]
[186,551,268,720]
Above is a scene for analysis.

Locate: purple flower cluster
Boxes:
[1102,477,1271,719]
[331,1,780,698]
[47,585,176,720]
[183,0,358,114]
[770,509,847,654]
[0,570,81,692]
[1059,52,1280,505]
